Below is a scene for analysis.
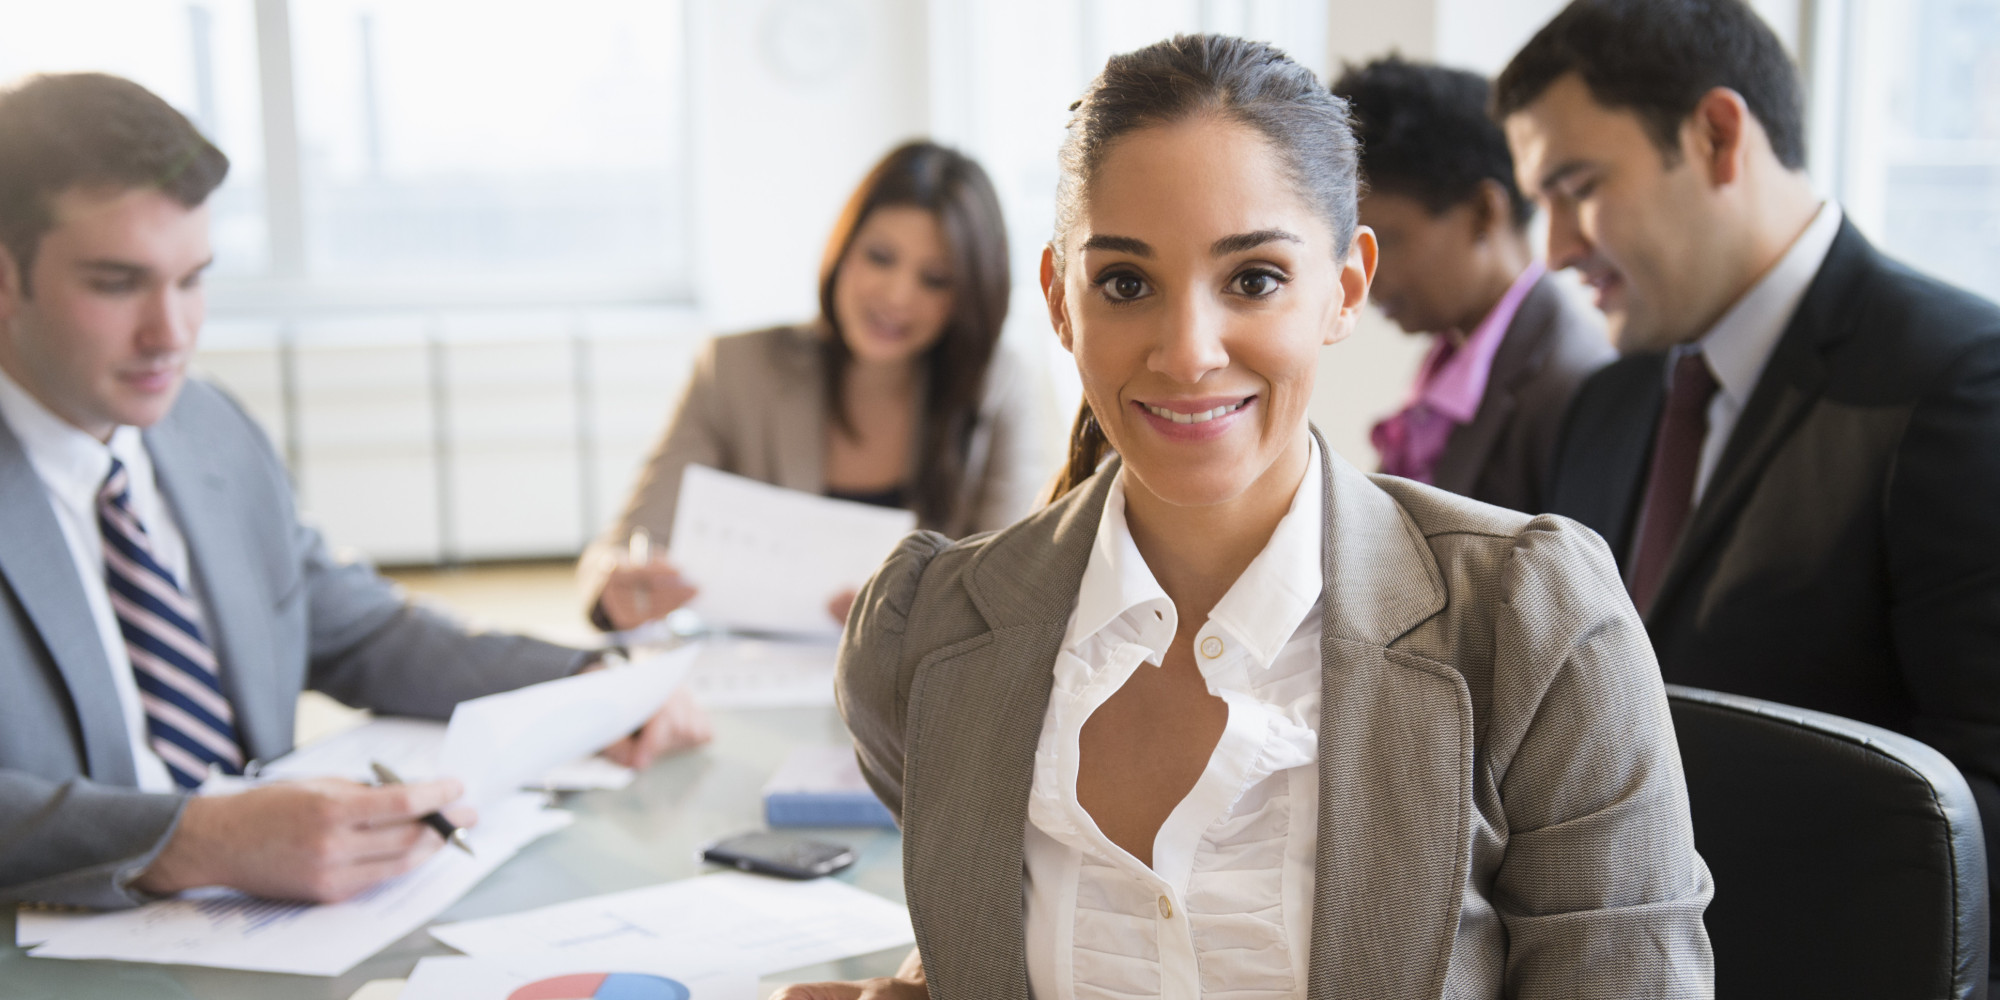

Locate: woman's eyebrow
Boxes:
[1079,234,1152,257]
[1211,229,1302,256]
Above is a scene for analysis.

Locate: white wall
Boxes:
[688,0,931,333]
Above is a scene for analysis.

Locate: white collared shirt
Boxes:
[0,366,190,793]
[1682,201,1844,501]
[1024,440,1325,1000]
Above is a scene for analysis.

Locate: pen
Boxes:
[369,761,475,857]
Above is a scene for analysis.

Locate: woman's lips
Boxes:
[1131,395,1255,441]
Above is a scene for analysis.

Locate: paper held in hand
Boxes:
[437,644,698,806]
[252,644,695,807]
[669,465,917,637]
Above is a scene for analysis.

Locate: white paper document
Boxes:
[438,646,695,806]
[27,794,572,975]
[15,906,81,948]
[256,717,636,795]
[669,465,916,637]
[431,871,914,975]
[685,636,838,708]
[401,954,756,1000]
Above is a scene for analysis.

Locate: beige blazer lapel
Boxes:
[899,464,1112,997]
[767,327,826,494]
[900,435,1465,998]
[1309,442,1465,1000]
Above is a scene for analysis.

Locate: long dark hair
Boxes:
[818,141,1010,530]
[1046,35,1362,499]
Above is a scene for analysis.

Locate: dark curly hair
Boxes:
[1493,0,1806,170]
[0,73,229,290]
[1333,55,1532,228]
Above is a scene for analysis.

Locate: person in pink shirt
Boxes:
[1335,56,1612,513]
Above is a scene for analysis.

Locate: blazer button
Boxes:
[1158,895,1174,918]
[1199,636,1224,659]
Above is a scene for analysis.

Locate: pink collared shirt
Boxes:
[1372,261,1545,483]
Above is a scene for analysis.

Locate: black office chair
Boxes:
[1666,685,1988,999]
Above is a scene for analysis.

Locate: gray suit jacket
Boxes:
[838,436,1713,999]
[1430,273,1612,514]
[0,379,584,909]
[579,325,1047,611]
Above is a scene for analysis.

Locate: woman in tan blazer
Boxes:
[581,142,1045,630]
[790,36,1711,1000]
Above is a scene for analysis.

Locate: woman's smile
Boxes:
[1132,394,1256,441]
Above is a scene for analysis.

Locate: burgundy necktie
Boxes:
[1628,351,1719,614]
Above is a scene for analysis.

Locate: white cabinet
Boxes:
[194,306,705,566]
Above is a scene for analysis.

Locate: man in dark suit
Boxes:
[1497,0,2000,881]
[0,73,708,909]
[1335,57,1611,514]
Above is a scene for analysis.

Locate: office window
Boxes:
[1824,0,2000,303]
[289,0,688,283]
[0,0,269,276]
[0,0,690,297]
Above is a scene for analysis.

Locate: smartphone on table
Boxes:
[701,831,856,879]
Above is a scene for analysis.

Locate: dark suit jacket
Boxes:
[1548,219,2000,871]
[0,379,584,908]
[1431,273,1612,514]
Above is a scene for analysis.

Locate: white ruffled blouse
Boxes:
[1023,443,1325,1000]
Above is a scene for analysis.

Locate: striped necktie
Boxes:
[98,458,244,789]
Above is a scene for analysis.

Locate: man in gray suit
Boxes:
[0,73,706,910]
[1333,56,1611,514]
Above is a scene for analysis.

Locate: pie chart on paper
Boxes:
[508,973,692,1000]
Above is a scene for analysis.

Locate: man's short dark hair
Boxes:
[1333,55,1533,228]
[1493,0,1807,170]
[0,73,229,284]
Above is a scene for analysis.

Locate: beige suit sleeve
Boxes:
[578,338,730,616]
[1486,517,1714,997]
[965,347,1051,535]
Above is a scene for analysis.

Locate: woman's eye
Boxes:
[866,246,895,267]
[1231,269,1285,298]
[1100,273,1148,302]
[920,272,951,291]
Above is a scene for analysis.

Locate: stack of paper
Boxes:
[431,871,914,975]
[23,794,572,975]
[19,648,697,975]
[685,636,839,708]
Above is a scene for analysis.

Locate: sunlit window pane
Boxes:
[1844,0,2000,303]
[0,0,268,276]
[290,0,688,283]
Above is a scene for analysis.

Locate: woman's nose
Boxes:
[1148,292,1229,384]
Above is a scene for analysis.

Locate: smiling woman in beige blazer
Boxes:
[580,142,1045,632]
[788,35,1712,1000]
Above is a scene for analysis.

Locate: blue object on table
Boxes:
[762,746,898,829]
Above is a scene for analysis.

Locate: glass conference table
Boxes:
[0,706,908,1000]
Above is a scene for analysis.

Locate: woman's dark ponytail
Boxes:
[1046,400,1110,502]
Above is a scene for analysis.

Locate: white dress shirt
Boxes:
[0,366,194,793]
[1682,201,1844,501]
[1024,440,1324,1000]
